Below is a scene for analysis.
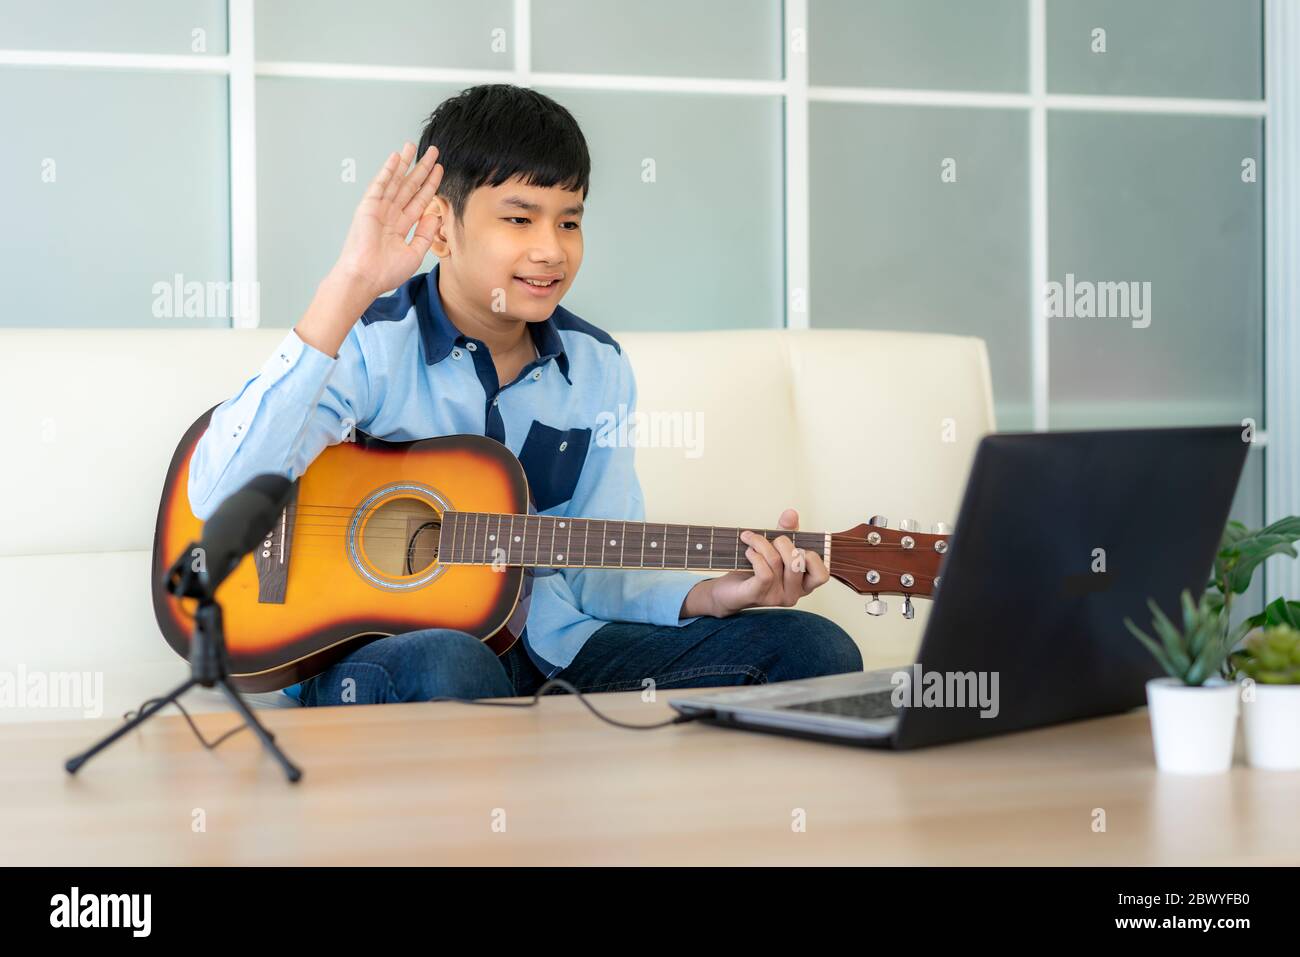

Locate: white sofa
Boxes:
[0,326,994,723]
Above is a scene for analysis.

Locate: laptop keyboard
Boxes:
[779,689,900,720]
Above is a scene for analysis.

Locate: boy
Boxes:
[188,84,862,706]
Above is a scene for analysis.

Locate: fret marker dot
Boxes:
[489,534,495,541]
[695,543,703,550]
[514,536,521,542]
[651,541,657,548]
[609,539,617,546]
[559,522,565,528]
[557,554,563,560]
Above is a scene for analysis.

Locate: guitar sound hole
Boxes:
[359,498,441,577]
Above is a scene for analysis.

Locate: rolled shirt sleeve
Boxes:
[187,324,374,521]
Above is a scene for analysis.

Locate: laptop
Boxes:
[667,426,1249,750]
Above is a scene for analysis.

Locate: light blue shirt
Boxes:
[186,262,712,700]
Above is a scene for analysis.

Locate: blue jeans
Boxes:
[295,608,863,706]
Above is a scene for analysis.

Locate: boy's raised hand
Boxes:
[333,142,445,298]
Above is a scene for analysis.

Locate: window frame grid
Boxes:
[1,0,1288,593]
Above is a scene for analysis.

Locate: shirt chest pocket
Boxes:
[517,420,592,512]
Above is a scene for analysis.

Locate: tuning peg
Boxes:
[932,522,951,535]
[866,594,888,616]
[902,596,915,620]
[899,519,920,532]
[869,515,889,528]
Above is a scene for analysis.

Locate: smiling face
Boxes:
[432,175,585,327]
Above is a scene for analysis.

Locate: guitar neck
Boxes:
[437,511,830,572]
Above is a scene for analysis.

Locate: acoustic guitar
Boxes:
[153,409,951,691]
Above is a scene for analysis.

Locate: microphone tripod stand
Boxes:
[65,546,302,783]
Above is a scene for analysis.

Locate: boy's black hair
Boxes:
[417,84,590,226]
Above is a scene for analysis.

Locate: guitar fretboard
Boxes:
[437,511,830,571]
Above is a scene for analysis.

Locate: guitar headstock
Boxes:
[828,516,951,619]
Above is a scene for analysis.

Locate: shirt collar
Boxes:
[418,261,572,384]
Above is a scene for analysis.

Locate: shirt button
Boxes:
[466,342,477,351]
[559,440,568,452]
[532,369,542,380]
[451,348,462,359]
[492,395,500,406]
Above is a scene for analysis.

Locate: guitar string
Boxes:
[287,501,950,535]
[228,530,936,570]
[279,532,939,561]
[245,530,936,558]
[247,518,931,543]
[254,513,941,545]
[227,541,938,581]
[264,522,851,550]
[275,539,931,556]
[220,513,925,544]
[283,535,941,564]
[276,500,951,537]
[287,504,946,535]
[281,511,867,538]
[284,517,844,535]
[267,508,949,554]
[213,505,943,578]
[247,531,937,562]
[246,522,936,562]
[306,524,862,546]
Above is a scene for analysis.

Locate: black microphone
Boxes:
[85,472,306,782]
[193,473,294,593]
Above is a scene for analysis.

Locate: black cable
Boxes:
[426,677,708,730]
[122,696,249,750]
[122,676,705,751]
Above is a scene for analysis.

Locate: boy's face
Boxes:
[435,175,585,325]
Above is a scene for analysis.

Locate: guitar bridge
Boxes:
[254,481,299,604]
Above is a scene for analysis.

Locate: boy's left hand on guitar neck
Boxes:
[680,508,830,619]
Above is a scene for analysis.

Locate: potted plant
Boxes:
[1126,590,1248,773]
[1231,622,1300,770]
[1126,515,1300,773]
[1212,517,1300,770]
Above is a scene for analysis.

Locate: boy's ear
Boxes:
[423,196,454,257]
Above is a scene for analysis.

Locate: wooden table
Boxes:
[4,689,1298,866]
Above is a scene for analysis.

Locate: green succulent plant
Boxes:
[1229,625,1300,685]
[1124,589,1251,687]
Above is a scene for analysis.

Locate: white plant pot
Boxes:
[1240,682,1300,770]
[1145,677,1238,774]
